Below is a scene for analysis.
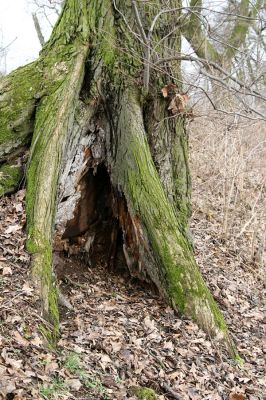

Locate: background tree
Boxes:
[180,0,265,116]
[30,0,266,116]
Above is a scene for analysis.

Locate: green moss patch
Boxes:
[129,386,158,400]
[0,62,41,159]
[0,163,22,196]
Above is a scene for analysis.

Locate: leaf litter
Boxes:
[0,190,265,399]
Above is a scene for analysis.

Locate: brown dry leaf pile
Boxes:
[0,114,265,400]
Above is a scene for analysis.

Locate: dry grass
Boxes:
[189,111,266,269]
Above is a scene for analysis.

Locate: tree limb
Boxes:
[32,13,45,47]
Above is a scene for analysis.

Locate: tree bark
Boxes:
[0,0,237,357]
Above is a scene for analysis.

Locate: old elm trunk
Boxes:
[0,0,237,356]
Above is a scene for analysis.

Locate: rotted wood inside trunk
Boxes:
[54,164,148,280]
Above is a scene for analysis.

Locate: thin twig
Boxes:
[132,1,150,91]
[161,382,181,400]
[155,55,266,102]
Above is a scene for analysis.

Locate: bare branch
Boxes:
[32,13,45,47]
[131,1,147,43]
[155,55,266,103]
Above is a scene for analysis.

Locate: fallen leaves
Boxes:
[66,378,82,391]
[22,282,34,296]
[2,265,12,275]
[0,190,265,399]
[13,331,29,347]
[229,392,246,400]
[4,224,21,235]
[1,348,23,370]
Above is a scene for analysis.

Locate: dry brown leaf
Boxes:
[161,83,177,98]
[0,365,7,375]
[72,345,83,354]
[101,354,112,363]
[14,203,23,213]
[0,379,16,396]
[30,334,43,346]
[45,361,59,374]
[22,282,34,296]
[101,375,120,388]
[24,370,36,378]
[143,316,155,331]
[4,224,21,234]
[168,93,189,114]
[161,86,169,98]
[7,315,22,324]
[111,341,122,353]
[2,266,12,276]
[30,388,42,399]
[229,393,245,400]
[168,370,179,379]
[13,331,29,347]
[163,341,174,350]
[66,378,82,391]
[7,358,23,370]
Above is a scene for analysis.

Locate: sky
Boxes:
[0,0,194,74]
[0,0,197,78]
[0,0,56,73]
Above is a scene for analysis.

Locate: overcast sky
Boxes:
[0,0,56,73]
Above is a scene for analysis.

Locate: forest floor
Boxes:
[0,185,265,400]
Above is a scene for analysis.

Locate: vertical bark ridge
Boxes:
[26,41,90,343]
[108,88,236,356]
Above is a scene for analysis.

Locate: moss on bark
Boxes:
[21,0,113,345]
[0,163,22,196]
[110,89,236,356]
[25,42,89,343]
[0,62,41,160]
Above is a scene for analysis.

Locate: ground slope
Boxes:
[0,188,264,399]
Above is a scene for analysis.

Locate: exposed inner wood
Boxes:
[53,164,147,280]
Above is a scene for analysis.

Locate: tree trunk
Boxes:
[0,0,237,357]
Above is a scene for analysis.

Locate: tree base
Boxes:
[0,0,238,358]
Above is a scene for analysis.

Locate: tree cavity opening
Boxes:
[53,164,134,280]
